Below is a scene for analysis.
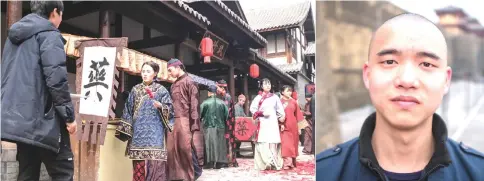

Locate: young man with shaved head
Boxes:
[316,13,484,181]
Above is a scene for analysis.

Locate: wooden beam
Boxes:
[175,43,181,59]
[229,66,235,101]
[59,23,99,38]
[128,36,177,49]
[143,26,151,40]
[63,1,101,20]
[185,63,225,73]
[7,1,22,29]
[243,74,249,115]
[194,70,230,78]
[99,9,111,38]
[114,14,122,37]
[106,2,187,40]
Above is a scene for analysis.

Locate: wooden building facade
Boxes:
[1,1,296,181]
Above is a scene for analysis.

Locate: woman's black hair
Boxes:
[281,85,293,92]
[30,0,64,19]
[259,78,273,92]
[141,61,160,79]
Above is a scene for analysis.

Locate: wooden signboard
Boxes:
[72,38,126,181]
[199,31,229,60]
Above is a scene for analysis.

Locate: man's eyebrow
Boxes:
[418,51,440,60]
[377,49,399,56]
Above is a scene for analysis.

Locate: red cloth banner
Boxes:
[234,117,257,141]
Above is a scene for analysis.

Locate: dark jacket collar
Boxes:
[358,113,452,178]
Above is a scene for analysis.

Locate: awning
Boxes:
[63,33,177,82]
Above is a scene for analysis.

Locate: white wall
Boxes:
[267,56,288,65]
[296,73,310,107]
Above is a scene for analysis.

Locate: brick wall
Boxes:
[1,145,51,181]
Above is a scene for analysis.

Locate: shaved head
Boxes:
[363,13,452,132]
[369,13,448,64]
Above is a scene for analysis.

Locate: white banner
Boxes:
[79,46,116,117]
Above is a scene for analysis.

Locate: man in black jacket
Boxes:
[1,1,77,180]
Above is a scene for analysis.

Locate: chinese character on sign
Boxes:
[79,46,116,118]
[83,57,110,102]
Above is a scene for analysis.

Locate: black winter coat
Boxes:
[1,13,75,153]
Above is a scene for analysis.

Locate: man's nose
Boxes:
[395,62,419,89]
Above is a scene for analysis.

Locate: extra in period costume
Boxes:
[200,85,229,168]
[166,59,204,181]
[280,97,304,168]
[216,80,238,167]
[250,79,286,170]
[115,82,174,181]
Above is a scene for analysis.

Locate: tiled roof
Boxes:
[250,49,297,83]
[171,0,211,26]
[244,1,311,32]
[435,6,468,17]
[212,0,267,44]
[304,42,315,56]
[275,62,304,74]
[184,0,267,44]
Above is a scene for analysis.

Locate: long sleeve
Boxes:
[223,102,229,121]
[295,101,304,122]
[275,98,286,121]
[156,86,175,128]
[304,103,312,116]
[40,32,74,123]
[200,101,207,123]
[250,95,261,115]
[189,82,200,131]
[115,88,135,142]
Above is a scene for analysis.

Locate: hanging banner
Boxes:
[234,117,257,141]
[79,46,117,117]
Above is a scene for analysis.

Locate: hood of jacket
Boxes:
[8,13,59,45]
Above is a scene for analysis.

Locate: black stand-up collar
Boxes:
[358,113,452,179]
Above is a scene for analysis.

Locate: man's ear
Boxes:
[50,8,58,18]
[363,61,370,90]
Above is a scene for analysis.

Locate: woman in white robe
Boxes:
[250,78,286,170]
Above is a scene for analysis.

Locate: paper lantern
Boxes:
[250,64,259,78]
[200,37,213,64]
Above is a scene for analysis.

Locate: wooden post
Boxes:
[229,66,235,101]
[99,9,110,38]
[175,43,182,60]
[243,74,249,115]
[6,0,22,29]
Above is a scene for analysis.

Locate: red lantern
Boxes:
[200,37,213,64]
[250,64,259,78]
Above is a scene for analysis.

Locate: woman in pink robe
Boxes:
[279,85,304,170]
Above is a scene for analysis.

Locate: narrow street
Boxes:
[198,143,315,181]
[339,80,484,153]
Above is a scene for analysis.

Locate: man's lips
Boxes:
[390,96,420,109]
[391,95,420,103]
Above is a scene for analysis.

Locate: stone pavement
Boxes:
[198,143,315,181]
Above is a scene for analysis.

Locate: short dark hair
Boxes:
[141,61,160,78]
[30,0,64,19]
[281,85,293,92]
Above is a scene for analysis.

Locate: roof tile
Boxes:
[244,1,311,32]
